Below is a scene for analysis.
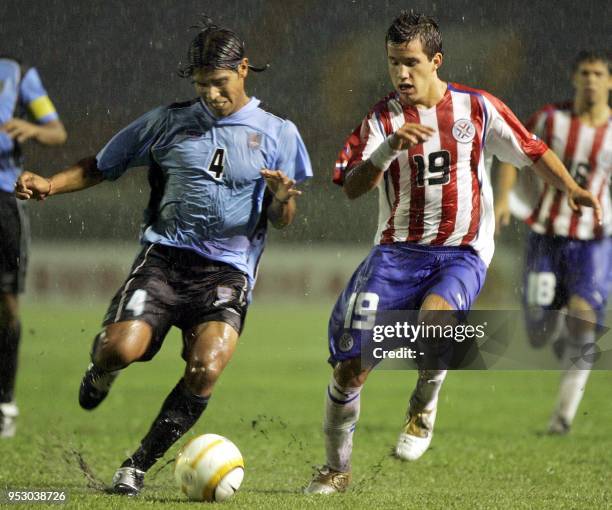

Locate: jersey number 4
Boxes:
[207,148,225,181]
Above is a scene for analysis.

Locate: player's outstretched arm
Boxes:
[1,118,67,146]
[343,122,433,200]
[533,149,602,223]
[261,169,301,228]
[494,162,518,235]
[15,156,104,201]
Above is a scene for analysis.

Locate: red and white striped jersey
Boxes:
[522,103,611,239]
[333,83,548,265]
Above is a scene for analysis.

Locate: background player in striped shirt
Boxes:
[495,50,611,434]
[0,57,66,438]
[15,18,312,495]
[306,12,601,494]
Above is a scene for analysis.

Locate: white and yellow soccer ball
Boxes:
[174,433,244,502]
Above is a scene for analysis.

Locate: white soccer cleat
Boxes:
[0,401,19,438]
[395,409,435,461]
[304,466,351,495]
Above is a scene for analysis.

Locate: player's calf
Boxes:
[112,378,210,496]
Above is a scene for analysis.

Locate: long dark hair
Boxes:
[178,16,267,78]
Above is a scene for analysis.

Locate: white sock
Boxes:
[407,370,447,429]
[323,375,362,472]
[409,369,447,412]
[554,330,595,424]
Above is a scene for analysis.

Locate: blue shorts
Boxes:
[328,243,487,364]
[522,232,611,327]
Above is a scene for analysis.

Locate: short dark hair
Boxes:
[178,16,267,78]
[572,50,611,74]
[386,11,443,60]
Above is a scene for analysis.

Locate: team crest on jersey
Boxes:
[338,333,354,352]
[247,132,262,150]
[452,119,476,143]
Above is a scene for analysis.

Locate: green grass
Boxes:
[1,303,612,509]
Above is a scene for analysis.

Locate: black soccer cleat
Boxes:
[111,467,145,496]
[78,363,119,410]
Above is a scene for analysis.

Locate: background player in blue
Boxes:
[15,19,312,495]
[0,57,66,437]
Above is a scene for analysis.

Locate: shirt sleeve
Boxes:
[272,120,313,183]
[96,106,168,181]
[333,112,385,186]
[482,93,548,168]
[19,68,59,124]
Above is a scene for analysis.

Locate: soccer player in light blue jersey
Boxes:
[0,56,66,438]
[16,18,312,495]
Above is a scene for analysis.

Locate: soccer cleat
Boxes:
[304,465,351,495]
[78,363,119,410]
[111,467,145,496]
[395,409,436,461]
[0,402,19,438]
[548,414,571,435]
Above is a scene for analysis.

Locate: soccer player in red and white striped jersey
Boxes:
[306,13,601,495]
[496,50,611,434]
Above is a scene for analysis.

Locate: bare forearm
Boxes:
[35,120,67,145]
[267,196,296,228]
[532,149,578,193]
[495,162,517,201]
[49,157,104,196]
[343,160,384,199]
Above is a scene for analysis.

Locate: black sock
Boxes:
[121,379,209,472]
[0,320,20,403]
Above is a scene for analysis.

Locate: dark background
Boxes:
[2,0,610,244]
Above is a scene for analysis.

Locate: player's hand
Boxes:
[389,122,435,151]
[494,196,511,236]
[567,186,602,224]
[261,169,302,202]
[1,118,41,143]
[15,171,52,201]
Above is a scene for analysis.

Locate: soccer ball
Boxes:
[174,433,244,502]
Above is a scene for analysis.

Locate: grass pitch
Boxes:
[1,303,611,509]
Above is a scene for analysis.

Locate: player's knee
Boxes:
[566,296,597,335]
[93,328,148,369]
[184,356,223,396]
[333,358,368,388]
[524,312,562,348]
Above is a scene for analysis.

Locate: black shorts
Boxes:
[103,243,250,361]
[0,191,29,294]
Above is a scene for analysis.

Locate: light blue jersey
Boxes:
[0,58,60,192]
[96,97,312,286]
